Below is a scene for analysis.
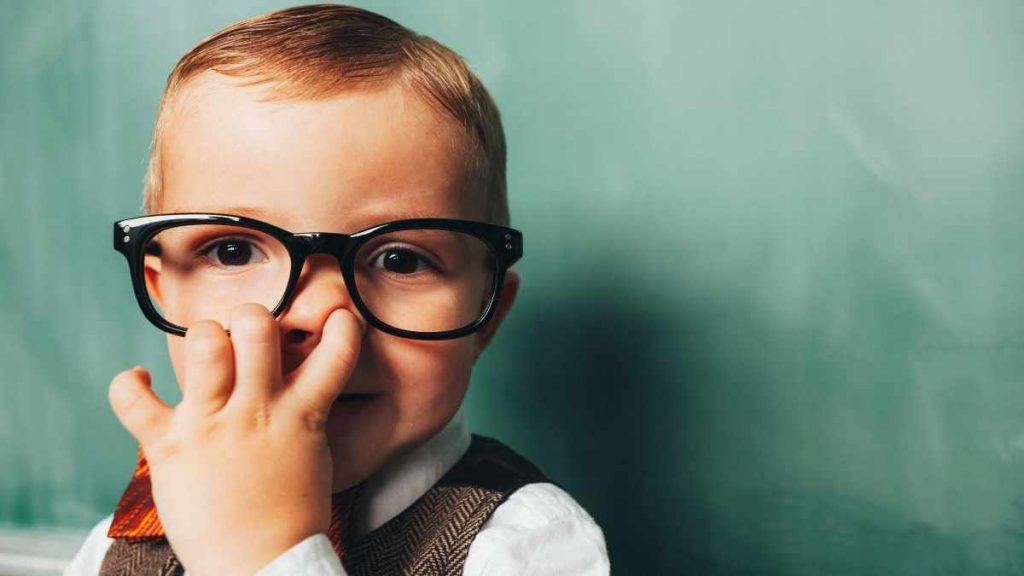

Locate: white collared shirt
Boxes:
[64,409,610,575]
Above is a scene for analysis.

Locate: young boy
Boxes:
[64,4,608,575]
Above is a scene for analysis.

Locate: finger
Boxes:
[109,367,172,447]
[182,319,234,416]
[284,308,363,420]
[225,303,282,412]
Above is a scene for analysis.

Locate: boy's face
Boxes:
[155,72,518,490]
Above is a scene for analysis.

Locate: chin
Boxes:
[325,395,396,486]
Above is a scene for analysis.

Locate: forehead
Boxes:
[158,72,484,232]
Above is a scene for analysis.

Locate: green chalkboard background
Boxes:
[2,1,1024,574]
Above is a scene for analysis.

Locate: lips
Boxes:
[337,393,379,401]
[331,393,380,414]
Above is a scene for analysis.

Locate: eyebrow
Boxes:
[345,206,452,231]
[201,205,278,221]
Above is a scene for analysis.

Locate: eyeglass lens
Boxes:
[141,224,497,334]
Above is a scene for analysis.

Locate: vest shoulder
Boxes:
[438,434,551,493]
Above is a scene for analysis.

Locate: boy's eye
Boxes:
[201,239,269,267]
[368,246,435,275]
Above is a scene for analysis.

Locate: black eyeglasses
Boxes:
[113,213,523,340]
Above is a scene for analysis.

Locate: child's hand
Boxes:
[108,303,363,576]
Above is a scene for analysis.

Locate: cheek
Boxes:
[166,334,188,393]
[360,332,476,420]
[159,278,235,329]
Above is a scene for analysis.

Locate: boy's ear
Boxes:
[143,256,164,309]
[473,269,519,361]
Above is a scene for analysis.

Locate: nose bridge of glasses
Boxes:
[292,232,352,261]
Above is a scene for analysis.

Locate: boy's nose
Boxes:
[277,254,361,372]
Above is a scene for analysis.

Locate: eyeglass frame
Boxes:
[113,213,523,340]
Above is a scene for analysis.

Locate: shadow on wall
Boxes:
[468,274,698,573]
[469,268,1022,575]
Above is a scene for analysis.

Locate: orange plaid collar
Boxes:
[107,446,364,558]
[106,447,162,541]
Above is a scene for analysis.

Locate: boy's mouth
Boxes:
[330,393,382,418]
[337,393,380,401]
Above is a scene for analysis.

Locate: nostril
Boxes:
[284,330,310,345]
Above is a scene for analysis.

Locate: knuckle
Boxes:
[221,402,274,435]
[248,406,274,433]
[284,379,332,426]
[300,409,327,433]
[143,439,178,464]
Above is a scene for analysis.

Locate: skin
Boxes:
[108,71,519,576]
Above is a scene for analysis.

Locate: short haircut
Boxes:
[143,3,508,226]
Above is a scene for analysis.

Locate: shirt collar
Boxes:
[107,407,472,541]
[353,407,472,538]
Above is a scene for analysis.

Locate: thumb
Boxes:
[285,308,364,421]
[109,366,172,447]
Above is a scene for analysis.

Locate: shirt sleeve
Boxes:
[62,516,345,576]
[63,515,113,576]
[461,482,611,576]
[254,534,347,576]
[65,484,608,576]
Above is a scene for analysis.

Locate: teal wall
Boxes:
[3,1,1024,573]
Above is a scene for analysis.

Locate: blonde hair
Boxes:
[143,4,508,225]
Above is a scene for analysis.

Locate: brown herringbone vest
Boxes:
[99,434,549,575]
